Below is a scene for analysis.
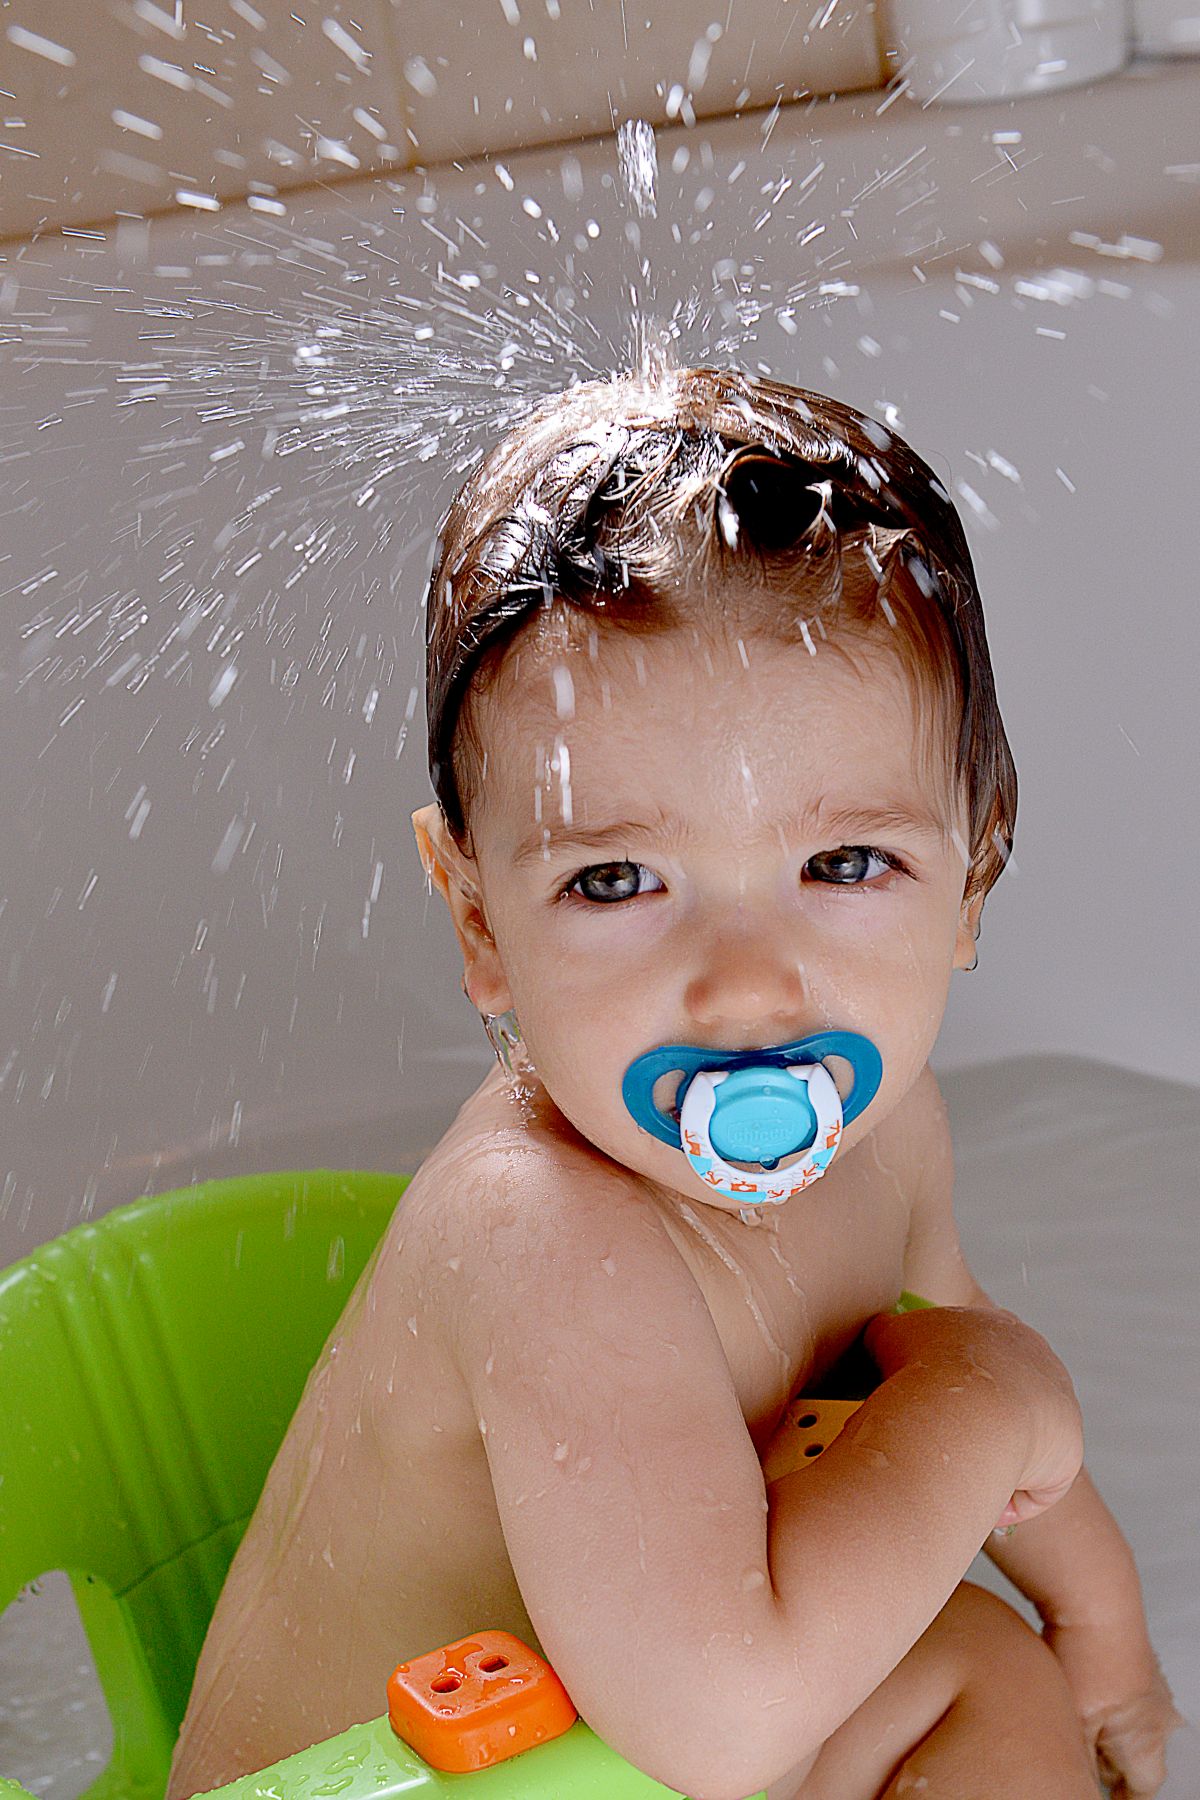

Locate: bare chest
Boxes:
[395,1068,910,1435]
[642,1122,912,1454]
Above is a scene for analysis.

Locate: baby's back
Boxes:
[167,1063,912,1799]
[166,1075,549,1794]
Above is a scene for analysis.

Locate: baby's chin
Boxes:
[499,1065,876,1216]
[639,1173,794,1228]
[635,1100,894,1215]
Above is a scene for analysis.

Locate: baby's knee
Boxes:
[768,1583,1062,1800]
[945,1580,1073,1697]
[769,1582,1084,1800]
[947,1580,1045,1643]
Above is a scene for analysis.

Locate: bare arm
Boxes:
[897,1061,1144,1628]
[764,1317,1060,1758]
[441,1150,1072,1800]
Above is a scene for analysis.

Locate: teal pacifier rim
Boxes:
[622,1029,883,1150]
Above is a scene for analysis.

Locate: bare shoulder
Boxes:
[397,1079,696,1349]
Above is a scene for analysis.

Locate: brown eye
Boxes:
[566,861,664,904]
[806,846,901,886]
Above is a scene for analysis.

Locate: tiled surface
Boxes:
[391,0,883,168]
[0,0,410,237]
[4,0,1195,241]
[0,0,880,240]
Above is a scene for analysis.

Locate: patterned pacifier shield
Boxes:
[622,1030,884,1205]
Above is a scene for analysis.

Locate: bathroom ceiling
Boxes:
[0,0,885,239]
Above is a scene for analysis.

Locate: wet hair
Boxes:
[424,366,1017,905]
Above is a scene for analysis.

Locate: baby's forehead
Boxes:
[472,621,954,826]
[479,613,918,730]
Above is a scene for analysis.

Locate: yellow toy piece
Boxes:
[760,1290,935,1483]
[760,1396,865,1482]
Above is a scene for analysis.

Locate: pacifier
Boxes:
[622,1031,883,1205]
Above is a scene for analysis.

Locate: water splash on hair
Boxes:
[0,83,1023,766]
[629,314,679,390]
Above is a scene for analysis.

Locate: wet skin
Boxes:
[166,617,987,1797]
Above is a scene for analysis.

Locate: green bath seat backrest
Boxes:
[0,1168,409,1800]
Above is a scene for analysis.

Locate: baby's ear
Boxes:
[954,888,985,970]
[412,803,484,914]
[411,804,506,1010]
[411,803,454,904]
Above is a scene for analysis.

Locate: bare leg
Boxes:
[766,1581,1100,1800]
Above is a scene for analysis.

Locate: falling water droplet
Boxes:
[551,662,575,719]
[617,118,658,220]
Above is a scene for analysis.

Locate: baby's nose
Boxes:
[684,929,808,1038]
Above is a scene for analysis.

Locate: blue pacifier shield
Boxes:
[622,1030,883,1205]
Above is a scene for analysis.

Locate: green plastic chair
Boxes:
[0,1168,410,1800]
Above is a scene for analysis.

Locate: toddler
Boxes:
[167,368,1181,1800]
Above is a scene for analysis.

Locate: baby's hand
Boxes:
[1041,1618,1187,1797]
[990,1478,1075,1535]
[863,1302,1083,1526]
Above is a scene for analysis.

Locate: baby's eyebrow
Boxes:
[513,800,947,866]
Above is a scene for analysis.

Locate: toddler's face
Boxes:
[414,619,983,1216]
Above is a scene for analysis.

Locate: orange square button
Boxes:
[387,1628,578,1773]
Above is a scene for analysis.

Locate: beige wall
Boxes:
[0,61,1197,1263]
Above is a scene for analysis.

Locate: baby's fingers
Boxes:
[1094,1692,1188,1799]
[991,1479,1073,1533]
[1094,1742,1159,1800]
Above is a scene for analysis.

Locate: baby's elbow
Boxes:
[615,1672,808,1800]
[649,1735,795,1800]
[634,1740,764,1800]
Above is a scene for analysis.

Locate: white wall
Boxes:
[1,61,1196,1263]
